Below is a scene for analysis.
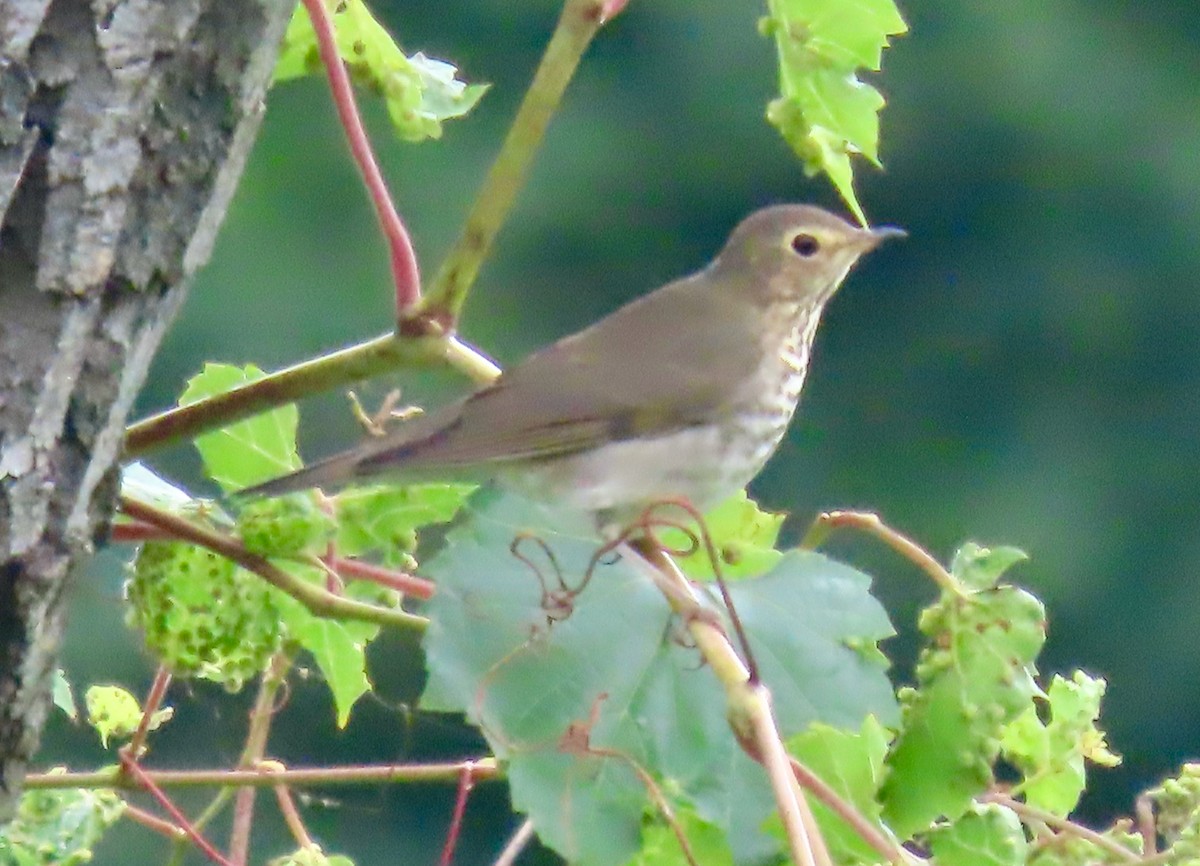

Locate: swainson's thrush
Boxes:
[245,205,902,528]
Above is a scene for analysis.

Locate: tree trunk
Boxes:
[0,0,291,817]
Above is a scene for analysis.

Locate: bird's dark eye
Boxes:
[790,233,820,257]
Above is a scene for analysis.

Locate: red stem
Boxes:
[300,0,421,315]
[125,667,172,761]
[119,751,233,866]
[439,761,479,866]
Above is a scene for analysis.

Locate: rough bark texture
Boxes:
[0,0,292,818]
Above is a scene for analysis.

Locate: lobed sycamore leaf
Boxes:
[334,482,474,566]
[927,802,1027,866]
[880,546,1047,839]
[420,489,895,866]
[179,363,301,494]
[1000,671,1120,816]
[763,0,907,224]
[275,0,487,142]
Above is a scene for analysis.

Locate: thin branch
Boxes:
[324,555,435,600]
[417,0,627,327]
[24,759,500,790]
[440,761,480,866]
[125,666,172,761]
[803,510,965,596]
[111,520,436,600]
[745,684,831,866]
[493,819,535,866]
[789,758,914,866]
[267,763,316,849]
[300,0,420,313]
[118,496,428,632]
[119,751,233,866]
[230,652,291,865]
[122,334,498,457]
[123,803,188,842]
[982,792,1139,862]
[625,541,829,866]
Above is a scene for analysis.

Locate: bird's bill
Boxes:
[857,224,907,250]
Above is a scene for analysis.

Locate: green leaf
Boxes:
[275,565,377,728]
[334,482,474,565]
[275,0,487,142]
[1001,671,1120,816]
[763,0,907,223]
[85,685,172,748]
[950,542,1029,591]
[927,802,1027,866]
[421,490,896,866]
[775,717,891,864]
[0,782,125,866]
[52,669,76,720]
[628,809,734,866]
[662,491,784,580]
[880,582,1046,838]
[179,363,301,493]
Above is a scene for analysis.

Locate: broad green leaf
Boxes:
[52,669,76,720]
[763,0,907,223]
[179,363,301,493]
[0,783,125,866]
[275,0,487,142]
[951,542,1029,591]
[880,582,1046,838]
[928,802,1027,866]
[1001,671,1119,816]
[275,564,377,728]
[775,717,891,864]
[334,483,474,565]
[420,490,896,866]
[627,808,735,866]
[662,491,784,580]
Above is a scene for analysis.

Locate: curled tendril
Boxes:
[602,497,761,683]
[509,533,576,625]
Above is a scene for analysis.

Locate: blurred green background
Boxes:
[43,0,1200,863]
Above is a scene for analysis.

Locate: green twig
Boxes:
[414,0,626,328]
[118,496,428,632]
[123,334,499,457]
[24,759,500,790]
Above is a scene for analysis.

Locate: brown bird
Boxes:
[243,205,902,529]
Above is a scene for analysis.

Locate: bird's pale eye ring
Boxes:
[790,232,821,257]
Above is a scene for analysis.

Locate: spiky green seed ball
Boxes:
[126,541,281,691]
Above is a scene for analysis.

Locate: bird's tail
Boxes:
[237,451,363,499]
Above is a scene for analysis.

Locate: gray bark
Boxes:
[0,0,292,817]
